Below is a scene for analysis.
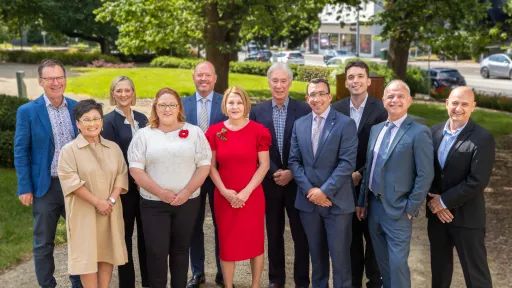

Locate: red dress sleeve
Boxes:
[205,125,217,151]
[257,124,272,152]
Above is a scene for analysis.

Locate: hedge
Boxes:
[430,89,512,113]
[0,50,120,66]
[0,95,30,168]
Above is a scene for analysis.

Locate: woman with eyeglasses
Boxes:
[127,88,212,288]
[57,99,128,288]
[101,76,149,288]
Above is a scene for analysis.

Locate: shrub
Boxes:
[0,95,30,131]
[229,61,272,76]
[0,50,120,66]
[0,131,15,168]
[295,66,334,82]
[87,59,136,68]
[150,56,202,69]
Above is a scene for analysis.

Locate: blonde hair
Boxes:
[148,88,186,128]
[109,76,137,106]
[221,86,251,118]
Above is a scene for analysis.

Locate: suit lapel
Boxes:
[303,113,314,160]
[443,119,474,169]
[265,101,279,160]
[314,108,336,162]
[282,98,296,162]
[36,96,54,145]
[384,116,412,165]
[357,97,374,135]
[66,98,78,136]
[187,95,198,125]
[339,98,350,116]
[210,92,223,125]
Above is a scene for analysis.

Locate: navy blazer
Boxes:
[182,92,227,126]
[249,98,311,175]
[14,95,78,197]
[358,115,434,219]
[289,107,358,214]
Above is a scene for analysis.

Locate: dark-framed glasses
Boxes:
[157,103,179,110]
[308,91,329,99]
[79,118,102,125]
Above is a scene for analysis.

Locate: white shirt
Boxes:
[368,113,408,189]
[310,105,331,139]
[349,93,368,129]
[127,123,212,201]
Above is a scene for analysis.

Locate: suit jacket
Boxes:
[182,92,227,127]
[358,115,434,219]
[14,95,78,197]
[249,98,311,181]
[289,107,358,214]
[332,95,387,180]
[428,119,495,228]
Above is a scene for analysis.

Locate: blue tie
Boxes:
[370,122,396,196]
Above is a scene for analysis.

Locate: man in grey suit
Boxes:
[182,61,227,288]
[289,78,358,288]
[357,80,434,288]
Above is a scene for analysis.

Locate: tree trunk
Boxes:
[207,47,231,94]
[98,37,110,55]
[387,35,411,80]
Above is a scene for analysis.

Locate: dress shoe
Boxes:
[215,272,224,286]
[296,286,309,288]
[187,273,205,288]
[268,283,284,288]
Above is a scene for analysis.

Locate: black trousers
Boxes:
[263,180,310,286]
[118,183,149,288]
[428,218,493,288]
[140,197,200,288]
[350,188,381,288]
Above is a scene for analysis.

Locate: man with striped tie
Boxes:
[183,61,228,288]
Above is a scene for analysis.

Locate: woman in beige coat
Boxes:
[58,99,128,288]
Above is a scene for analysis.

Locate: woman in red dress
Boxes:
[206,86,271,288]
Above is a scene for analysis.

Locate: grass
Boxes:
[67,67,321,101]
[0,169,66,270]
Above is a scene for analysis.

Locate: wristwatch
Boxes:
[108,197,116,205]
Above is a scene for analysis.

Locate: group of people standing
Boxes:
[14,58,495,288]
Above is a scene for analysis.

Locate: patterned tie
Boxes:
[370,122,396,196]
[312,115,323,155]
[199,98,209,133]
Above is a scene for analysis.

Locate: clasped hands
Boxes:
[222,188,250,208]
[95,198,114,216]
[273,169,293,186]
[307,187,332,207]
[427,193,454,223]
[160,188,192,206]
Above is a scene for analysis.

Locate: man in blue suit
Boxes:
[289,78,358,288]
[357,80,434,288]
[249,63,311,288]
[183,61,228,288]
[14,59,82,288]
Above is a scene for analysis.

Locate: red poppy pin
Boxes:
[216,128,227,141]
[179,128,189,139]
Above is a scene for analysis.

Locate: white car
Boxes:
[324,56,357,67]
[274,51,305,65]
[480,53,512,79]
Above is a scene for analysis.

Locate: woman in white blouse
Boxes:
[128,87,212,288]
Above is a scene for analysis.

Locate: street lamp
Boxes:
[41,31,47,47]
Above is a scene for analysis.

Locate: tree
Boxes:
[96,0,346,93]
[370,0,492,79]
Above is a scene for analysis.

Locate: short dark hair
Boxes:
[306,78,330,95]
[344,60,370,77]
[38,59,66,78]
[73,99,103,121]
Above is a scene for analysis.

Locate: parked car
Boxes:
[274,51,305,65]
[323,49,350,63]
[424,68,467,95]
[480,53,512,79]
[244,50,271,62]
[324,56,357,67]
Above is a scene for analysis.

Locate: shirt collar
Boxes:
[388,113,408,129]
[314,105,331,120]
[43,93,68,108]
[76,133,111,149]
[349,93,368,110]
[196,91,214,102]
[272,97,289,109]
[443,120,467,136]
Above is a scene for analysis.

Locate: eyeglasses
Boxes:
[308,91,329,99]
[79,118,102,125]
[156,103,179,110]
[40,76,66,83]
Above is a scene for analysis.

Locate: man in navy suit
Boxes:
[183,61,228,288]
[289,78,358,288]
[357,80,434,288]
[332,60,386,288]
[249,63,311,288]
[14,59,82,288]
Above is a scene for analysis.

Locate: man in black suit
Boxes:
[427,86,495,288]
[249,62,311,288]
[332,60,386,288]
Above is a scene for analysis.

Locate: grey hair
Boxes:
[267,62,294,81]
[384,79,411,96]
[109,76,136,106]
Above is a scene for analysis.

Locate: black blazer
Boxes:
[428,119,495,228]
[101,110,149,185]
[249,98,311,179]
[332,95,387,181]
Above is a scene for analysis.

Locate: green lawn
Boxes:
[67,67,316,101]
[0,169,66,270]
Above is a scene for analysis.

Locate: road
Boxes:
[238,52,511,96]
